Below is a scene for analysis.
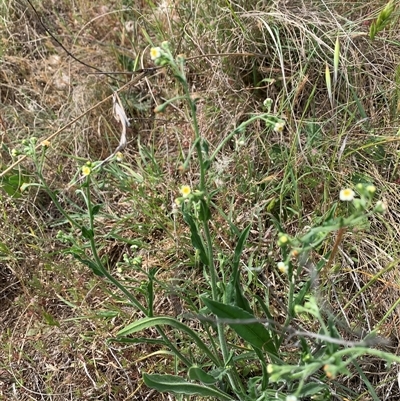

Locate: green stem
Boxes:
[182,70,244,398]
[181,79,206,191]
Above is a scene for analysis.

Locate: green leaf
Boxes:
[143,374,235,400]
[297,382,328,398]
[231,225,252,313]
[333,36,340,85]
[42,311,60,327]
[293,280,311,307]
[188,366,218,385]
[0,173,25,198]
[109,336,166,346]
[325,62,332,107]
[183,212,209,265]
[198,199,211,222]
[294,296,322,320]
[268,362,321,383]
[0,241,12,258]
[254,295,275,324]
[81,226,94,240]
[201,139,209,156]
[203,160,211,171]
[232,225,250,274]
[73,254,104,276]
[147,268,158,317]
[91,204,102,215]
[202,298,277,356]
[117,316,221,366]
[352,360,380,401]
[96,310,119,318]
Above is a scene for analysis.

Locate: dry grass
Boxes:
[1,0,400,400]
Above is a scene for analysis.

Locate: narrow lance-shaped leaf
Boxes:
[117,316,221,366]
[230,225,252,313]
[183,212,209,265]
[73,254,104,277]
[188,366,218,385]
[202,298,277,356]
[143,374,235,400]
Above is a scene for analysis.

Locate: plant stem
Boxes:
[181,66,244,397]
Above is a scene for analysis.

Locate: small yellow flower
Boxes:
[339,188,355,201]
[82,165,91,176]
[277,262,288,274]
[116,151,124,162]
[273,121,285,133]
[267,364,274,374]
[150,47,162,61]
[180,185,191,197]
[277,233,289,246]
[41,139,51,147]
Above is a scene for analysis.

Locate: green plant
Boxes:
[16,43,400,401]
[4,0,400,399]
[113,46,398,401]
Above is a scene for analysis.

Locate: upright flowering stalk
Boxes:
[150,44,242,394]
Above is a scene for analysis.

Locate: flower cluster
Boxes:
[11,137,39,158]
[115,151,124,162]
[339,184,385,213]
